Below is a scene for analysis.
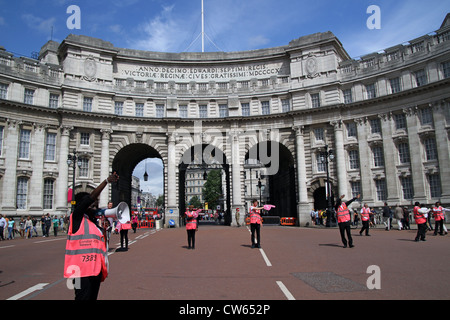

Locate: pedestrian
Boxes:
[44,213,51,237]
[52,215,59,237]
[31,217,38,237]
[414,202,430,242]
[117,218,131,252]
[382,202,391,230]
[335,194,360,248]
[185,205,199,249]
[25,216,32,239]
[359,203,371,236]
[394,204,403,230]
[432,202,450,236]
[63,172,119,300]
[402,207,411,230]
[235,208,241,227]
[247,199,264,248]
[131,213,138,233]
[41,215,46,237]
[7,217,15,240]
[0,214,6,240]
[19,217,25,238]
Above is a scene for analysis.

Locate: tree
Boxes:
[202,169,222,209]
[189,196,202,209]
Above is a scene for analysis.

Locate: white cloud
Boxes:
[21,13,56,35]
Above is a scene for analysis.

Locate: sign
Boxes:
[169,209,173,214]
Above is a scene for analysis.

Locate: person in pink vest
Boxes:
[359,203,371,236]
[185,205,199,249]
[432,201,450,236]
[64,172,119,300]
[335,194,360,248]
[414,202,430,242]
[249,199,264,248]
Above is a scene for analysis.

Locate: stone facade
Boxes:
[0,15,449,226]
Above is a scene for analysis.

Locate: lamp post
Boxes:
[67,149,82,213]
[321,145,335,227]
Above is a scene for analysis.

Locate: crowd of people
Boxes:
[0,213,69,240]
[309,201,449,234]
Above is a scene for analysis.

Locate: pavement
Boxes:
[1,223,449,304]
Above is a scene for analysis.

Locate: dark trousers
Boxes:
[120,229,128,248]
[250,223,261,247]
[74,273,102,300]
[434,220,444,235]
[187,229,196,248]
[360,220,370,235]
[338,221,353,247]
[415,222,427,241]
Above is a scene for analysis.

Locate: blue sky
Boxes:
[0,0,448,195]
[0,0,449,59]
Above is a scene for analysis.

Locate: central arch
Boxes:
[178,144,231,226]
[111,143,163,209]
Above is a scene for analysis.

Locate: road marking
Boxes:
[259,248,272,267]
[0,245,15,249]
[7,283,49,300]
[34,238,66,244]
[276,281,296,300]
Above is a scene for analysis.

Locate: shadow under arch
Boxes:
[111,143,163,209]
[178,143,231,226]
[245,141,296,218]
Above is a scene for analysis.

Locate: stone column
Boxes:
[332,120,348,198]
[433,101,450,203]
[1,119,20,214]
[55,126,72,215]
[380,113,400,203]
[294,125,309,226]
[356,118,374,203]
[405,107,427,203]
[29,123,46,213]
[166,131,179,225]
[231,130,243,226]
[99,129,113,208]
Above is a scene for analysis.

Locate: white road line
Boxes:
[34,238,66,244]
[276,281,296,300]
[0,245,15,249]
[259,248,272,267]
[7,283,49,300]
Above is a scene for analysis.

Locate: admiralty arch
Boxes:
[0,15,449,227]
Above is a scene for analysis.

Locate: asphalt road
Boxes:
[1,224,449,301]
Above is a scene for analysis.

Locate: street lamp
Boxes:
[67,149,82,213]
[320,145,335,227]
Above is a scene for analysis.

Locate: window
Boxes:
[136,103,144,117]
[351,181,362,199]
[17,177,28,209]
[397,143,410,164]
[389,77,401,93]
[348,149,360,170]
[241,103,250,116]
[346,122,357,138]
[311,93,320,108]
[414,69,428,87]
[115,101,123,115]
[400,177,414,200]
[428,174,441,198]
[370,118,381,135]
[281,99,291,112]
[419,108,433,126]
[179,105,188,118]
[24,89,34,104]
[199,105,208,118]
[314,128,324,141]
[424,138,437,161]
[156,104,165,118]
[0,83,8,99]
[261,101,270,115]
[316,153,326,173]
[79,158,89,177]
[366,84,377,99]
[372,146,384,167]
[19,129,31,159]
[45,132,57,161]
[83,97,93,112]
[343,89,353,104]
[375,179,387,201]
[43,179,54,209]
[49,94,59,109]
[394,113,407,130]
[219,104,229,118]
[442,61,450,79]
[80,132,90,146]
[199,83,207,91]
